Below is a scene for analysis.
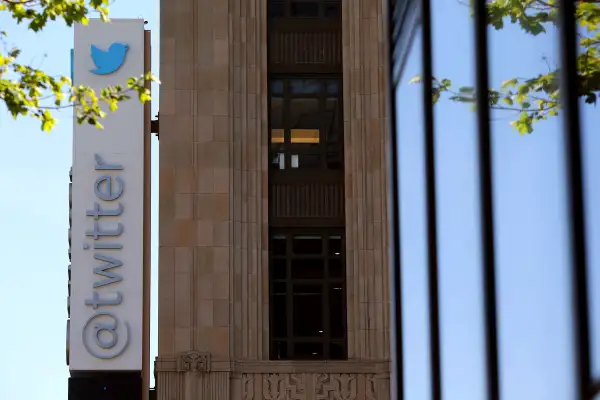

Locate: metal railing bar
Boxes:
[420,0,442,397]
[386,0,406,398]
[472,1,500,399]
[557,0,592,399]
[588,379,600,399]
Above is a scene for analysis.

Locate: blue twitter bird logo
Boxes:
[90,43,129,75]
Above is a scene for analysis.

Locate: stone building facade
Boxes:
[156,0,392,398]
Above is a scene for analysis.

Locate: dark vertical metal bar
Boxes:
[385,0,404,398]
[323,235,331,359]
[420,0,442,397]
[472,1,500,399]
[342,232,349,359]
[556,1,591,399]
[286,234,295,359]
[590,380,600,398]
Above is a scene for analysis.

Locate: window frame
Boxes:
[268,0,341,20]
[269,75,344,174]
[269,229,348,360]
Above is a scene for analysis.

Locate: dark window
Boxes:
[291,1,319,18]
[324,2,341,19]
[269,1,285,18]
[269,76,343,171]
[268,0,341,19]
[269,231,347,360]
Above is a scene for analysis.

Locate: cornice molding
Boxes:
[155,354,390,375]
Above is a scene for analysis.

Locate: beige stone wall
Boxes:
[157,0,391,398]
[342,0,391,361]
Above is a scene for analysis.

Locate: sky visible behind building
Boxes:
[396,1,600,399]
[0,1,598,400]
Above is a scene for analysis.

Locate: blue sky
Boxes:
[0,1,598,400]
[0,1,159,399]
[396,1,600,399]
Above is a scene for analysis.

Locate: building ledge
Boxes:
[155,351,389,375]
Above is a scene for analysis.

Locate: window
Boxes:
[268,0,341,19]
[270,231,347,360]
[269,77,343,171]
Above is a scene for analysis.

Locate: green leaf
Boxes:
[517,84,529,96]
[501,78,518,89]
[41,110,55,132]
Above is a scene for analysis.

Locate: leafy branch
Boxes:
[0,0,160,132]
[410,0,599,134]
[1,0,111,30]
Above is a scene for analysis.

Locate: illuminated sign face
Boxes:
[89,43,129,75]
[70,19,145,372]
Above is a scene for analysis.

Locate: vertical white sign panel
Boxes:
[70,19,145,371]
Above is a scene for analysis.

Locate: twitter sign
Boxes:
[70,19,146,373]
[89,43,129,75]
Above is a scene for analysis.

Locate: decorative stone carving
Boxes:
[315,373,357,400]
[366,374,376,400]
[263,373,305,400]
[157,364,389,399]
[176,350,211,373]
[243,374,255,400]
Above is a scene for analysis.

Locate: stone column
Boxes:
[157,0,234,397]
[229,0,270,362]
[157,0,270,398]
[342,0,391,362]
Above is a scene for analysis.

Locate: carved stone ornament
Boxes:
[242,374,255,400]
[315,373,357,400]
[263,373,305,400]
[176,350,211,373]
[366,374,376,400]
